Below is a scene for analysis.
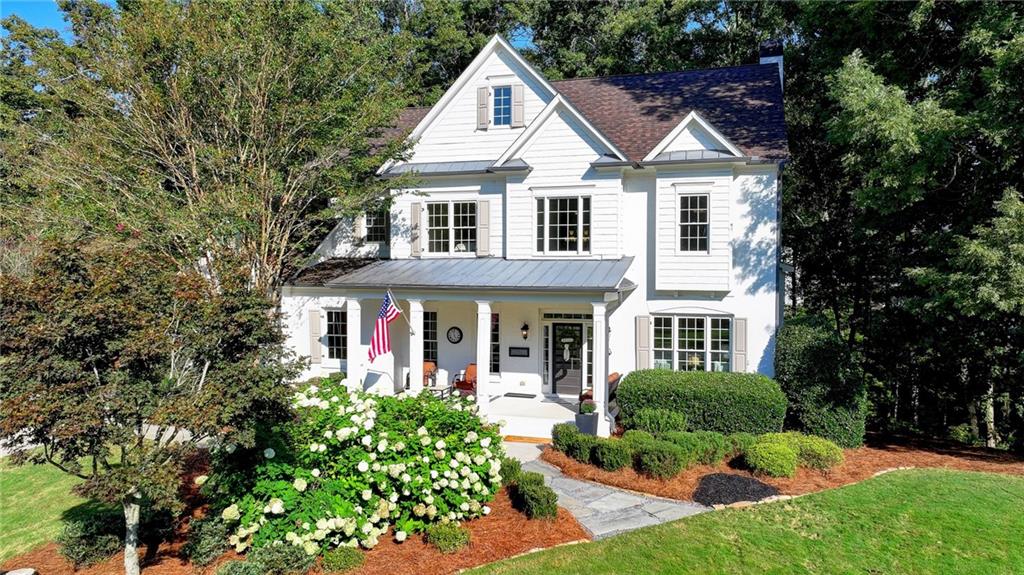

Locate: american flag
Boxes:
[369,291,401,362]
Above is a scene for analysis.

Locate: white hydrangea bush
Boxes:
[205,380,504,556]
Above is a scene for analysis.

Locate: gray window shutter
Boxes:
[511,84,525,128]
[635,315,651,370]
[353,215,366,243]
[309,310,322,364]
[410,202,422,257]
[476,200,490,257]
[733,318,747,372]
[477,87,489,130]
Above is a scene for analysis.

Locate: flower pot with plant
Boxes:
[575,399,599,435]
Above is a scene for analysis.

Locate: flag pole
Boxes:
[387,287,415,335]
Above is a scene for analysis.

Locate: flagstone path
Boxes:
[505,442,709,540]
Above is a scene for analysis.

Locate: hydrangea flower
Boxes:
[263,448,276,459]
[293,478,307,492]
[357,460,369,473]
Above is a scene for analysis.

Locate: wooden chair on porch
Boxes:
[453,363,477,396]
[424,361,453,398]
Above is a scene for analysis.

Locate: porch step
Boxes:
[492,413,575,439]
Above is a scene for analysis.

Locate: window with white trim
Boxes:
[326,310,347,360]
[365,210,389,243]
[426,202,476,254]
[652,315,731,372]
[535,196,591,254]
[493,86,511,126]
[679,194,709,252]
[424,311,438,363]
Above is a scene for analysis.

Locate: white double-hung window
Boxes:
[426,201,476,254]
[652,315,731,372]
[679,193,709,252]
[535,196,591,254]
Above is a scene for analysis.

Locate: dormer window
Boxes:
[493,86,512,126]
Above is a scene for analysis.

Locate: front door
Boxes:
[552,323,583,395]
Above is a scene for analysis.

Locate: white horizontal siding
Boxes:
[506,109,620,259]
[655,168,733,290]
[410,49,552,163]
[662,122,723,153]
[388,179,505,259]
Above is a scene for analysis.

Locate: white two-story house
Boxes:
[280,36,787,438]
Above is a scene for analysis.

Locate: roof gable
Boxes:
[496,95,626,166]
[643,110,743,161]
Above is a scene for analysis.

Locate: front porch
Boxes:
[283,257,636,438]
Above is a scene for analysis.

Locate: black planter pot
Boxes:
[575,412,599,435]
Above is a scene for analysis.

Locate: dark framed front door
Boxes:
[551,323,583,395]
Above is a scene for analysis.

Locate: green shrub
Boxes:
[209,383,503,553]
[633,440,692,479]
[726,432,758,456]
[511,480,559,520]
[745,438,798,477]
[949,423,981,446]
[56,520,121,568]
[618,370,787,435]
[248,543,316,575]
[620,429,655,448]
[591,439,631,471]
[217,560,264,575]
[775,316,867,447]
[501,456,523,486]
[551,423,579,453]
[56,506,122,568]
[763,432,844,470]
[660,431,729,465]
[565,433,598,462]
[629,408,688,434]
[321,547,365,573]
[516,470,546,488]
[183,517,230,566]
[425,523,470,554]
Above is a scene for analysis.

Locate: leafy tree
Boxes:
[1,0,416,295]
[0,238,301,575]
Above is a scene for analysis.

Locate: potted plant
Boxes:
[575,399,599,435]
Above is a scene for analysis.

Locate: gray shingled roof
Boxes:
[289,257,635,292]
[382,158,531,178]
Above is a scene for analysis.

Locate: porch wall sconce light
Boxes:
[520,323,530,340]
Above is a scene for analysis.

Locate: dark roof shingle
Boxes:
[392,63,787,162]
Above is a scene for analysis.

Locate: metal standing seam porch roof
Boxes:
[290,257,635,293]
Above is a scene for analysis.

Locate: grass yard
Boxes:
[472,469,1024,575]
[0,457,102,562]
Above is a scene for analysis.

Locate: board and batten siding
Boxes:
[505,108,622,259]
[654,167,733,291]
[410,49,552,164]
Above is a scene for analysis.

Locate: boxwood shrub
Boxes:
[628,408,688,434]
[660,431,729,465]
[591,439,631,471]
[551,423,579,453]
[512,480,559,519]
[618,370,787,434]
[726,432,758,457]
[745,438,798,477]
[425,523,470,554]
[633,440,692,479]
[321,546,365,573]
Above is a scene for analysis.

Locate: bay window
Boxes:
[652,315,731,372]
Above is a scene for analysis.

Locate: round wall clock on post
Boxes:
[446,326,463,344]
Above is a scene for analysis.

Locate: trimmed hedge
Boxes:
[617,370,787,435]
[551,423,578,453]
[745,439,798,477]
[660,431,729,465]
[633,440,692,479]
[425,523,470,554]
[726,432,758,456]
[629,408,688,434]
[510,471,558,519]
[501,456,523,486]
[592,439,632,471]
[566,433,598,462]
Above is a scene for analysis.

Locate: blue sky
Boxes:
[1,0,77,39]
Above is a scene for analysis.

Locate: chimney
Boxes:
[759,39,783,88]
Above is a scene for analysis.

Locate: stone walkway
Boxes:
[506,442,709,540]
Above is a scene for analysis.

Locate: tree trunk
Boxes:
[984,381,998,448]
[123,496,142,575]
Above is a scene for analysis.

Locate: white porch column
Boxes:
[408,299,424,394]
[346,299,363,391]
[591,301,611,436]
[475,301,492,415]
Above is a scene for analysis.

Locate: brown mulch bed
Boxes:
[1,457,588,575]
[541,435,1024,501]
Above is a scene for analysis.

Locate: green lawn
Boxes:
[0,456,101,562]
[473,469,1024,575]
